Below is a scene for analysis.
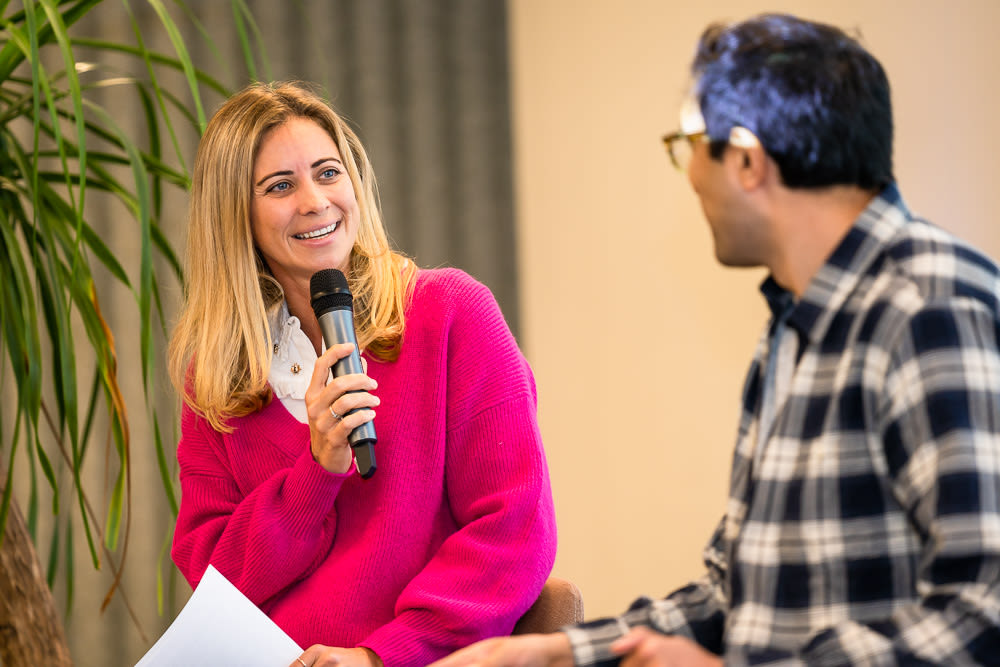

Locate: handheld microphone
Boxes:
[309,268,376,479]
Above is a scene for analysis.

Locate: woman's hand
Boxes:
[291,645,383,667]
[304,342,378,474]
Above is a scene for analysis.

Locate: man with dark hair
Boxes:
[431,13,1000,667]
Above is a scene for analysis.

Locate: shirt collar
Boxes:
[267,300,318,400]
[759,277,796,334]
[761,183,911,343]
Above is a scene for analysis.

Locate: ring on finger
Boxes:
[329,405,342,420]
[297,659,308,667]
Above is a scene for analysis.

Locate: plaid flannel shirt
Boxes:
[566,184,1000,665]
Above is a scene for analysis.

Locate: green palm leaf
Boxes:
[0,1,271,639]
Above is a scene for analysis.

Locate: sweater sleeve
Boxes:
[171,404,352,607]
[361,272,558,665]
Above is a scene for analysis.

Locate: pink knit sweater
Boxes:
[171,268,557,666]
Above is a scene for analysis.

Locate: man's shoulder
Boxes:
[884,217,996,266]
[880,217,1000,303]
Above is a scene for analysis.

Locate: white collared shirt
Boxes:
[267,300,318,424]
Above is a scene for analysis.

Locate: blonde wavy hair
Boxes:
[168,81,414,432]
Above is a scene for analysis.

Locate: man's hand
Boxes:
[427,633,574,667]
[610,628,722,667]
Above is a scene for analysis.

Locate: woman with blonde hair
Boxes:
[168,81,556,667]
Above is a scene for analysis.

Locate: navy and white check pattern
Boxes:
[566,184,1000,665]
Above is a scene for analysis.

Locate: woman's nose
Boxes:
[298,180,330,215]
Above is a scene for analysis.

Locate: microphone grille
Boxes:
[310,269,352,316]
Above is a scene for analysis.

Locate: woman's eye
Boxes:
[320,167,339,179]
[267,181,290,193]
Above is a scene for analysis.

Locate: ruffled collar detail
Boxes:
[267,301,316,422]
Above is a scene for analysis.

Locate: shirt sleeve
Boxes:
[564,520,730,665]
[565,298,1000,667]
[795,299,1000,665]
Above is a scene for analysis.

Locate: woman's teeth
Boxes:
[294,222,339,240]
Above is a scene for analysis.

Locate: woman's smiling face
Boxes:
[251,116,360,297]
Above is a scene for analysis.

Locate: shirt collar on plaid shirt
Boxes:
[763,182,911,347]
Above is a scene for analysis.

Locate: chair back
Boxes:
[512,576,584,635]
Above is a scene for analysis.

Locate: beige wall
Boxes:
[509,0,1000,619]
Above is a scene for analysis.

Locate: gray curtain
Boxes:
[26,2,518,665]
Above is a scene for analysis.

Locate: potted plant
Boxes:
[0,1,263,662]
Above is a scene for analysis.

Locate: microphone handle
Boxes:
[317,308,377,479]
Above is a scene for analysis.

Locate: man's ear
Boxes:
[737,143,768,190]
[727,127,767,190]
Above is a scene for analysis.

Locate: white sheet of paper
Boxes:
[135,564,302,667]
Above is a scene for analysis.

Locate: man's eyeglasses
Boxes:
[661,130,708,172]
[663,126,762,172]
